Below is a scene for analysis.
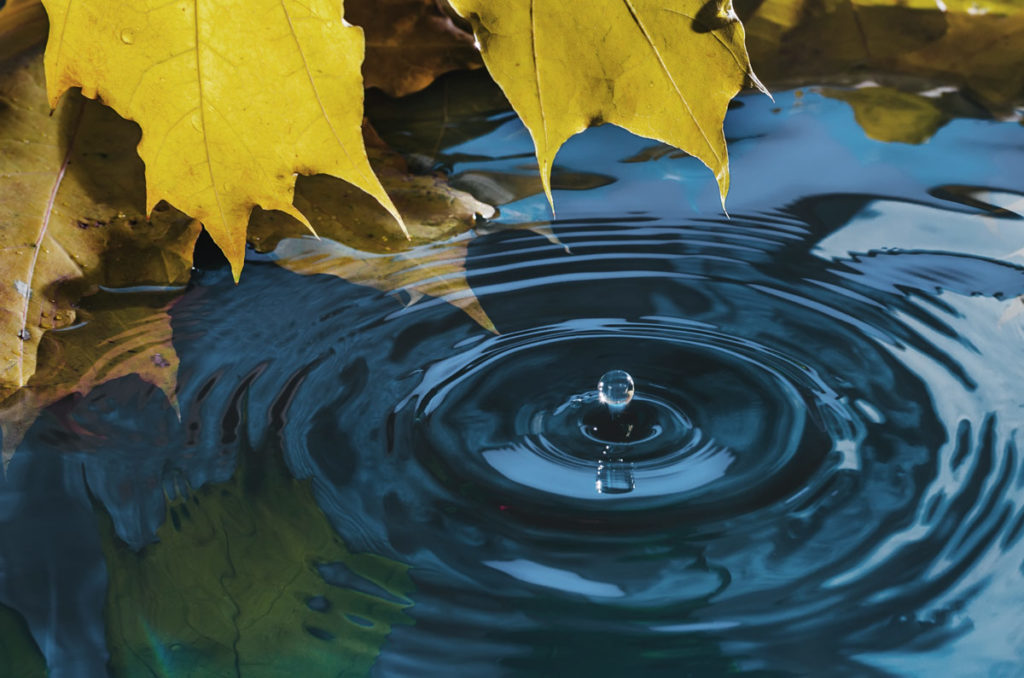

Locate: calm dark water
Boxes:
[2,82,1024,677]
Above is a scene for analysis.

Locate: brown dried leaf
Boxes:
[248,133,497,331]
[0,0,47,63]
[0,295,181,465]
[349,0,482,97]
[0,51,200,402]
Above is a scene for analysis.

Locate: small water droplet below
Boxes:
[596,457,635,495]
[190,114,201,131]
[120,29,136,44]
[16,328,30,341]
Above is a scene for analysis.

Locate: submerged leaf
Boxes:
[40,0,405,280]
[249,135,498,331]
[741,0,1024,112]
[450,168,616,207]
[101,442,414,676]
[895,8,1024,110]
[0,294,181,464]
[349,0,482,97]
[365,69,514,160]
[0,603,45,677]
[0,52,199,404]
[823,86,950,144]
[447,0,765,209]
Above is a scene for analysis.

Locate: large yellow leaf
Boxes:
[0,51,199,403]
[40,0,406,280]
[249,132,499,331]
[447,0,765,208]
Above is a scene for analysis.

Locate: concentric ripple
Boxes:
[405,318,841,521]
[69,192,1024,676]
[7,89,1024,677]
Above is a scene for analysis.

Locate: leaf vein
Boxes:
[620,0,719,163]
[16,97,87,387]
[193,0,229,237]
[279,1,356,171]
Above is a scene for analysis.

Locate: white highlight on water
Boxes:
[484,559,625,598]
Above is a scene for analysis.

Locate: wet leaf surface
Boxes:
[0,293,181,464]
[0,52,199,404]
[0,0,46,63]
[349,0,482,97]
[249,130,498,331]
[740,0,1024,111]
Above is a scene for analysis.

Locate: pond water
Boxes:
[2,79,1024,677]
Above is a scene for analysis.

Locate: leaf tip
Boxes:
[539,164,556,218]
[228,258,243,283]
[391,207,411,241]
[748,70,773,102]
[715,166,731,216]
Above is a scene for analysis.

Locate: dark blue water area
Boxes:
[3,88,1024,677]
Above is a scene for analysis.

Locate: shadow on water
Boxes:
[2,84,1024,677]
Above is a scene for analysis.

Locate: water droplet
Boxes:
[190,113,201,131]
[120,28,136,44]
[598,369,634,410]
[17,328,30,341]
[596,457,635,494]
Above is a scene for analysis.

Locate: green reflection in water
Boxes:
[100,441,414,677]
[0,602,46,676]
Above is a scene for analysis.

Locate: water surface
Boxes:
[3,82,1024,677]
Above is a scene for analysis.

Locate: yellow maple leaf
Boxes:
[40,0,406,280]
[447,0,766,209]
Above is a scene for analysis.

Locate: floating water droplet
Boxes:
[120,28,136,44]
[598,369,634,412]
